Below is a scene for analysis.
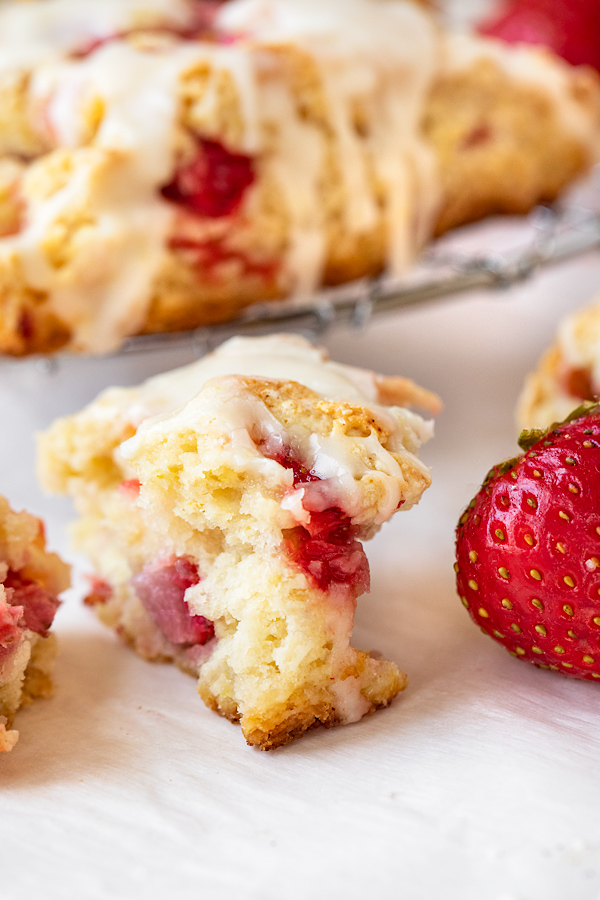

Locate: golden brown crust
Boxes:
[376,374,442,414]
[200,649,407,751]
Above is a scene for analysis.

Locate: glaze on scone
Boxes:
[518,296,600,431]
[0,496,70,751]
[39,334,437,749]
[0,0,598,355]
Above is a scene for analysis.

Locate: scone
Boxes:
[518,296,600,430]
[0,0,598,355]
[39,334,438,749]
[0,496,70,751]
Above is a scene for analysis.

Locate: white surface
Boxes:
[2,214,600,899]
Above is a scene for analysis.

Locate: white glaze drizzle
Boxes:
[0,0,190,75]
[118,334,433,526]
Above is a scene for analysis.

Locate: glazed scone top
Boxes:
[1,0,598,352]
[121,336,434,525]
[43,334,434,527]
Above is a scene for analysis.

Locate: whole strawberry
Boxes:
[455,404,600,680]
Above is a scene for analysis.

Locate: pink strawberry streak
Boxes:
[132,556,214,647]
[258,440,371,598]
[169,235,279,285]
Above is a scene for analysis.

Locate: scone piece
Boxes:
[39,334,437,749]
[0,0,598,355]
[426,34,600,235]
[0,496,70,751]
[518,296,600,430]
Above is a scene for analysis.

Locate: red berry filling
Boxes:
[259,440,371,597]
[2,569,61,638]
[83,575,114,607]
[283,514,370,597]
[132,556,214,647]
[563,365,596,402]
[162,139,255,219]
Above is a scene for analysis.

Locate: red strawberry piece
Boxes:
[3,570,60,637]
[479,0,600,72]
[258,439,370,598]
[161,139,255,219]
[132,556,214,646]
[455,403,600,680]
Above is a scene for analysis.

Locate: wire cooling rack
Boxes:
[118,167,600,357]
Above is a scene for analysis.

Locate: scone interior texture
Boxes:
[0,0,598,355]
[39,334,437,749]
[0,497,70,751]
[518,296,600,431]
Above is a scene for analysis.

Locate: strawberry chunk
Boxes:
[161,139,255,219]
[0,597,23,648]
[456,404,600,680]
[283,518,370,596]
[261,441,370,598]
[563,365,596,402]
[132,556,214,646]
[3,570,60,637]
[479,0,600,72]
[83,575,114,607]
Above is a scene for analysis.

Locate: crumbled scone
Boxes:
[39,334,437,749]
[0,497,70,751]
